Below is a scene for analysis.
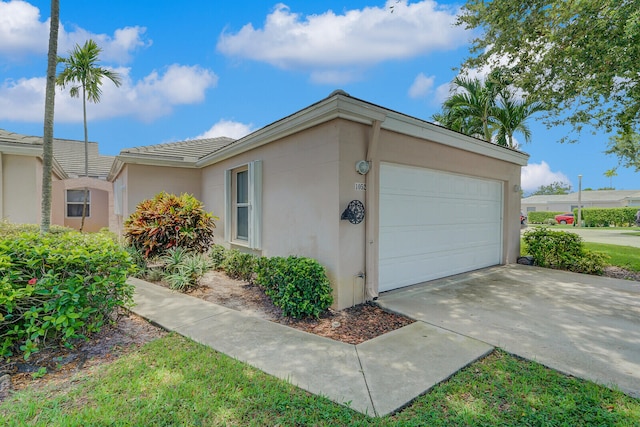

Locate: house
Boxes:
[0,129,116,232]
[522,190,640,213]
[110,90,528,309]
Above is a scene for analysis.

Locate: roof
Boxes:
[109,90,529,180]
[522,190,640,204]
[120,137,236,162]
[0,129,113,179]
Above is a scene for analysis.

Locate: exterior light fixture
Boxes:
[355,160,370,175]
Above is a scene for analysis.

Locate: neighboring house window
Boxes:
[526,207,536,212]
[225,161,262,249]
[66,189,90,217]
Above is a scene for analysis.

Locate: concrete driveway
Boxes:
[377,264,640,398]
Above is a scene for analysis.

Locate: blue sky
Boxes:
[0,0,636,193]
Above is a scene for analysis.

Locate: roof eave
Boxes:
[197,93,529,168]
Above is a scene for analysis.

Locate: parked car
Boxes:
[555,213,574,225]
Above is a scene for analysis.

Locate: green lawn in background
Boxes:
[1,334,639,426]
[583,242,640,271]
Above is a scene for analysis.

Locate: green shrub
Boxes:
[527,211,564,224]
[255,256,334,319]
[0,229,135,360]
[222,250,257,282]
[522,228,608,275]
[580,207,638,227]
[209,245,228,270]
[124,192,217,259]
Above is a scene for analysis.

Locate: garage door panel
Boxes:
[379,163,503,292]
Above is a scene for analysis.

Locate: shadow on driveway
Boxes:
[377,264,640,398]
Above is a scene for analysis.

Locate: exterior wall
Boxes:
[1,154,40,224]
[52,177,114,232]
[201,121,343,306]
[113,164,202,235]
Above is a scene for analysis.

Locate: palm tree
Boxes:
[436,76,497,142]
[604,168,617,189]
[491,95,545,149]
[57,39,122,231]
[433,71,544,149]
[41,0,60,234]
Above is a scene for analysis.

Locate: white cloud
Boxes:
[521,161,571,193]
[217,1,468,83]
[195,119,254,140]
[0,0,149,64]
[0,64,218,123]
[408,73,435,99]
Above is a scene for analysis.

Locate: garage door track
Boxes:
[377,264,640,398]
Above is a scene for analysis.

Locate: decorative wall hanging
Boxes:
[341,200,365,224]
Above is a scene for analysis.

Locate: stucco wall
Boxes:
[1,154,39,224]
[201,121,343,305]
[52,177,113,232]
[124,164,202,217]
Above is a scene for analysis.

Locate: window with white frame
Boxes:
[225,161,262,249]
[66,189,90,217]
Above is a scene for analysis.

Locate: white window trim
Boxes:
[225,160,262,249]
[66,189,91,218]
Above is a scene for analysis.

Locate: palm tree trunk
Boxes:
[40,0,60,234]
[80,85,88,232]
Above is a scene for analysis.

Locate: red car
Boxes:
[555,213,574,225]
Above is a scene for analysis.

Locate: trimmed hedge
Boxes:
[527,211,564,224]
[0,229,135,359]
[255,256,334,319]
[522,227,608,275]
[580,207,639,227]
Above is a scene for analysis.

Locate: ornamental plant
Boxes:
[255,256,334,319]
[0,228,135,359]
[522,227,608,275]
[124,192,217,259]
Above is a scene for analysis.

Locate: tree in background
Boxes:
[458,0,640,168]
[57,40,122,231]
[529,182,572,196]
[40,0,60,234]
[603,168,618,189]
[433,72,543,149]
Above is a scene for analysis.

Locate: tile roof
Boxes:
[119,137,236,162]
[0,128,114,178]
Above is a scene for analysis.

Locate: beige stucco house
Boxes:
[0,129,116,232]
[522,190,640,213]
[110,91,528,309]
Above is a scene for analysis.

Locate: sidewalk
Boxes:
[129,277,492,416]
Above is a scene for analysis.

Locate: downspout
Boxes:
[364,120,382,300]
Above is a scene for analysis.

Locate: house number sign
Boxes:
[355,183,366,191]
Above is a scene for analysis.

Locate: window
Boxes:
[67,189,90,217]
[225,161,262,249]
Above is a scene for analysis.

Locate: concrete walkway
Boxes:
[129,277,492,416]
[377,264,640,399]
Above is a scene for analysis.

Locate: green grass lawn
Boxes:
[1,334,639,426]
[583,242,640,271]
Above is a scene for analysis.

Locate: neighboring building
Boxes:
[522,190,640,213]
[109,91,528,309]
[0,129,116,232]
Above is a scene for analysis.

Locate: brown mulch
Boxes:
[184,270,415,345]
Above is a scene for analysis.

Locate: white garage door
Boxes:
[379,163,503,292]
